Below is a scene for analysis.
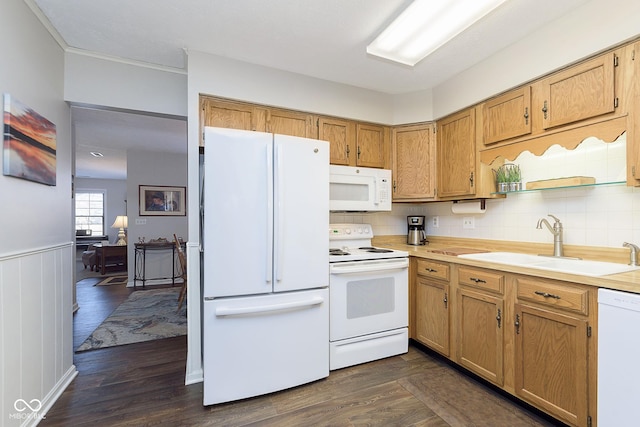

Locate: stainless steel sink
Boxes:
[457,252,640,277]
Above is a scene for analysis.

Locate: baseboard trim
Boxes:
[35,365,78,426]
[185,368,203,385]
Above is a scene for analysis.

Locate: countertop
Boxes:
[372,235,640,294]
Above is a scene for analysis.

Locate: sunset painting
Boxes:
[3,94,56,186]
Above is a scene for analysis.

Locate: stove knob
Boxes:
[345,228,351,234]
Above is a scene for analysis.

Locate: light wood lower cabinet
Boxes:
[414,259,450,356]
[456,266,505,386]
[514,276,592,427]
[411,260,595,427]
[416,276,449,356]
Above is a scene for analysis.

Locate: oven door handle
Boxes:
[330,258,409,274]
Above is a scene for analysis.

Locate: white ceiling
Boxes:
[30,0,590,179]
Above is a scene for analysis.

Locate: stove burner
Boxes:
[330,248,350,256]
[358,247,393,253]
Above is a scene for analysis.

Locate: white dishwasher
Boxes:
[597,288,640,426]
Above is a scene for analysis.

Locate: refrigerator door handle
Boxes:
[266,144,273,283]
[274,143,284,282]
[215,296,324,317]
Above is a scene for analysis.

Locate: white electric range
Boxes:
[328,223,409,370]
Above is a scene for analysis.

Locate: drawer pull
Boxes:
[469,277,487,283]
[534,291,561,299]
[426,268,438,273]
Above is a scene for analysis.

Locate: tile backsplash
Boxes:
[331,135,640,248]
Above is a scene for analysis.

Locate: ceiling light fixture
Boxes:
[90,151,104,157]
[367,0,509,66]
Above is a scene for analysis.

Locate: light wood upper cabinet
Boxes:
[356,123,387,168]
[318,117,355,166]
[392,123,436,200]
[267,109,317,139]
[437,108,476,198]
[483,86,532,146]
[200,97,267,145]
[541,52,615,130]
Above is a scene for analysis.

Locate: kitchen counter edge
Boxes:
[373,235,640,294]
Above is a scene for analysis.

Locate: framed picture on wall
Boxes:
[139,185,186,216]
[3,93,57,186]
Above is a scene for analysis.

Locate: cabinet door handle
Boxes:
[469,171,474,186]
[469,277,486,284]
[357,146,361,160]
[524,107,529,125]
[515,313,521,334]
[443,292,448,308]
[393,180,397,193]
[542,101,548,119]
[534,291,561,299]
[346,145,350,158]
[496,308,502,328]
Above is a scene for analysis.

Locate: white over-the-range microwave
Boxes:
[329,165,392,212]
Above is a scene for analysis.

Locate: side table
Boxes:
[134,241,185,288]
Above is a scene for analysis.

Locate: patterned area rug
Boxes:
[76,288,187,352]
[95,275,128,286]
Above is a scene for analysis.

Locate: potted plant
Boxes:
[494,165,509,193]
[507,164,522,191]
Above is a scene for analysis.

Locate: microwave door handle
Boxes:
[373,177,379,205]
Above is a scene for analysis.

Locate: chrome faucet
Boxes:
[537,214,564,257]
[623,242,639,266]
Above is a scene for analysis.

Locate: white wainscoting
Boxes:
[0,243,77,426]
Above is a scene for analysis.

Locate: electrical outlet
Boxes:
[463,217,475,229]
[432,216,439,228]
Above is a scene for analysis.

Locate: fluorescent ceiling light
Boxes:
[367,0,509,66]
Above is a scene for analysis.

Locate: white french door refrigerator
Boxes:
[202,127,329,405]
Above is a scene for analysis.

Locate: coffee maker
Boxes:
[407,216,427,245]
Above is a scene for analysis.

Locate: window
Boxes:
[75,191,105,236]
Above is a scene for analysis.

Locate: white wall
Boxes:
[75,178,127,243]
[64,52,188,117]
[433,0,640,118]
[126,150,188,287]
[0,0,75,424]
[188,51,395,124]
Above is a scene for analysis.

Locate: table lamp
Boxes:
[111,215,128,246]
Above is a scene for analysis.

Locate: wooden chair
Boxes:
[173,234,187,312]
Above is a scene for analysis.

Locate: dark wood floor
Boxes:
[41,278,563,426]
